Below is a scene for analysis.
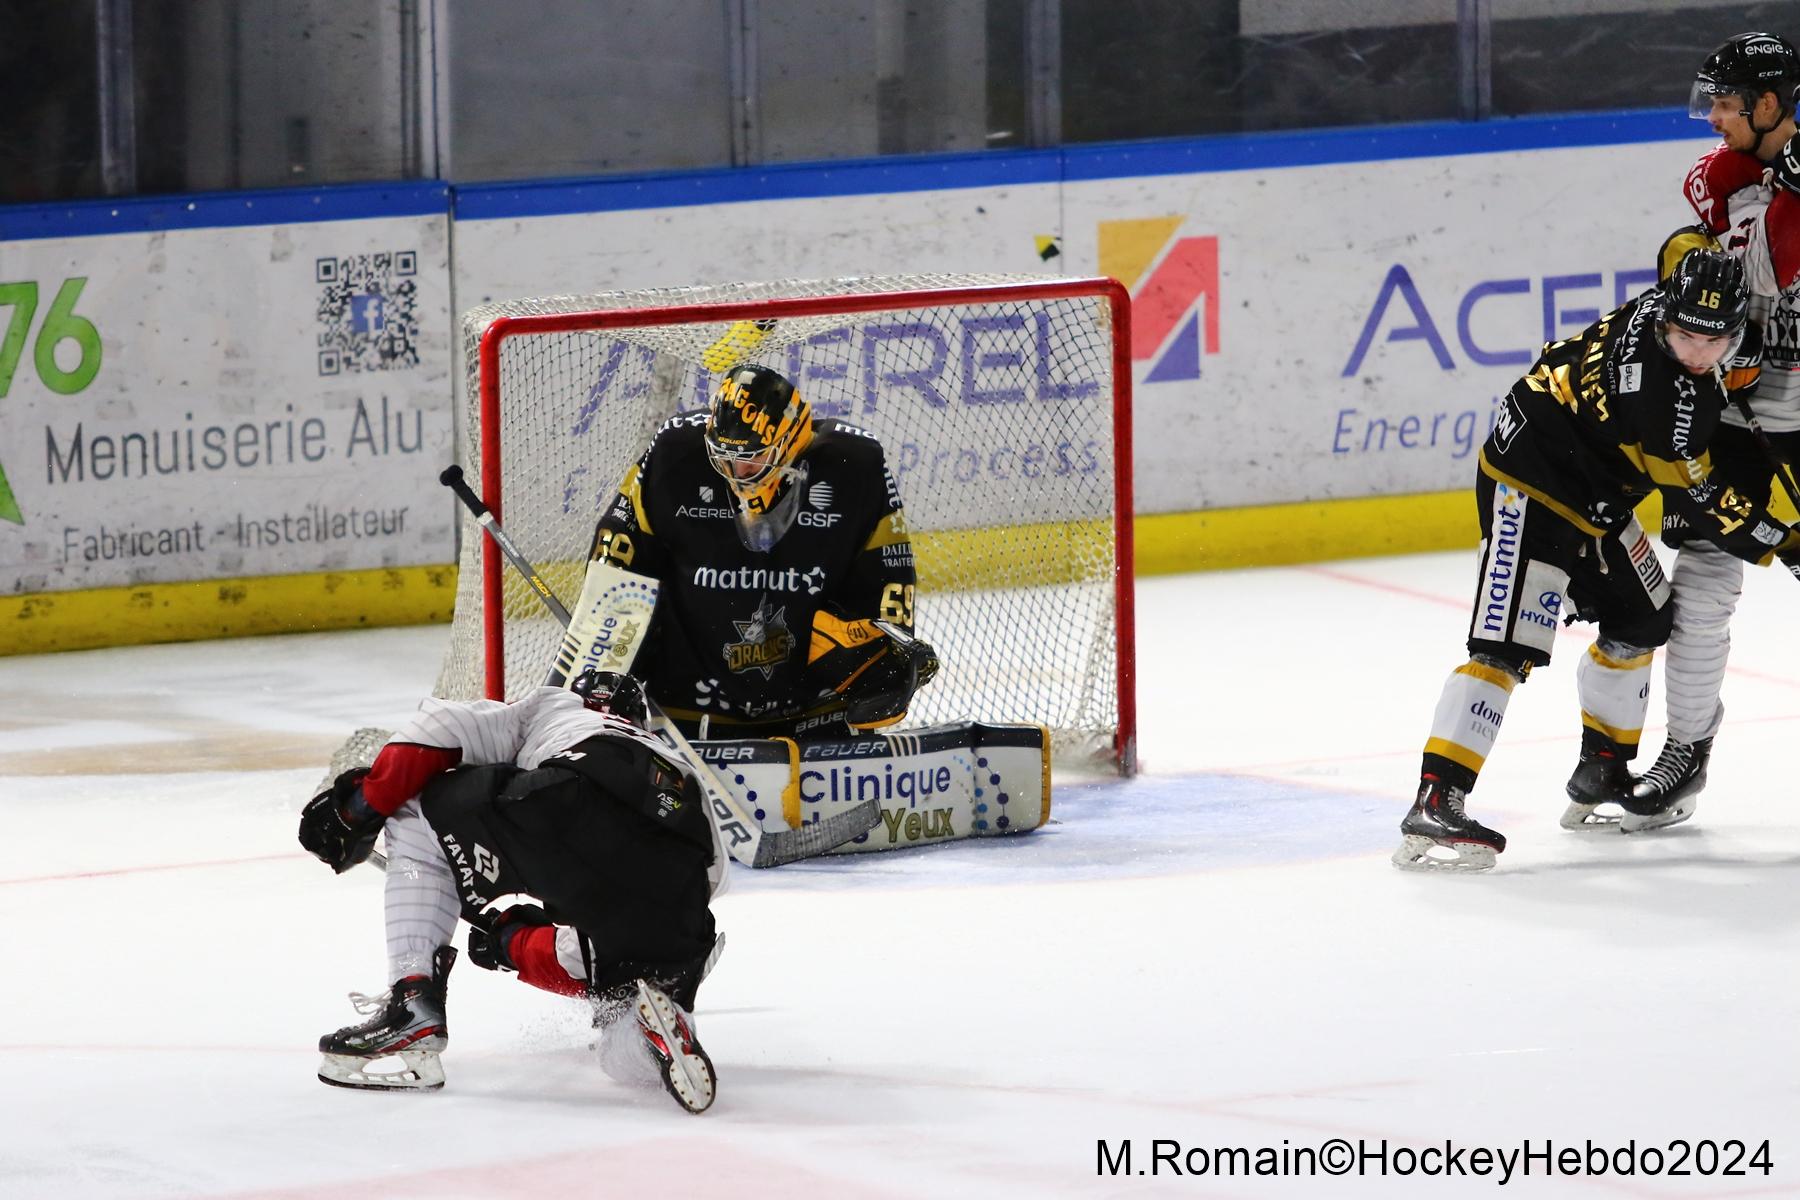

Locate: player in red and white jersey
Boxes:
[1636,32,1800,823]
[298,669,721,1112]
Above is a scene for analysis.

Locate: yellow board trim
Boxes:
[1423,735,1488,776]
[20,475,1793,657]
[1036,722,1054,828]
[0,564,457,657]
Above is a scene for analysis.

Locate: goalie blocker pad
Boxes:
[691,721,1050,854]
[550,559,660,687]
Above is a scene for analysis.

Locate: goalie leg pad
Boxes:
[693,722,1049,855]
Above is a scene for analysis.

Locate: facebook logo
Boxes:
[349,293,386,334]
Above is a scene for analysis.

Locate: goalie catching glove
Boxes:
[807,606,939,730]
[298,768,384,873]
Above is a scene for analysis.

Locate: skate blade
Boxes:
[1620,797,1697,834]
[635,980,716,1114]
[1559,800,1623,831]
[317,1050,445,1091]
[1391,833,1497,873]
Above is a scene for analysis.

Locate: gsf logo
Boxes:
[797,509,842,527]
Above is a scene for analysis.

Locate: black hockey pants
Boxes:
[420,739,716,971]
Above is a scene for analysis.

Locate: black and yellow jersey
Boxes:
[589,414,916,730]
[1479,289,1793,564]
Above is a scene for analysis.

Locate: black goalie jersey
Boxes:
[1480,289,1793,565]
[589,413,917,733]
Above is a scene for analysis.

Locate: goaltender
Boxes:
[564,362,939,740]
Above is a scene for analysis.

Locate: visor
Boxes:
[1689,77,1747,120]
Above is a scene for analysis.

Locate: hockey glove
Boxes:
[1722,321,1763,401]
[1774,135,1800,198]
[467,904,554,973]
[807,606,940,730]
[297,768,383,874]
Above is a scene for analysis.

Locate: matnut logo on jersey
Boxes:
[691,564,826,595]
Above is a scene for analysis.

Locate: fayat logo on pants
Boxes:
[1098,218,1220,383]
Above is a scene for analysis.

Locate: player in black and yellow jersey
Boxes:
[586,363,937,740]
[1396,248,1800,871]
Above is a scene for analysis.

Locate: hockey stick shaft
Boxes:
[440,464,572,626]
[1729,393,1800,512]
[437,466,877,867]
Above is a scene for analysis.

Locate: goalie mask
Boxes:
[570,668,650,729]
[704,363,814,552]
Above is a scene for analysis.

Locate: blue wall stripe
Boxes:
[0,107,1705,240]
[1059,107,1702,181]
[0,181,451,243]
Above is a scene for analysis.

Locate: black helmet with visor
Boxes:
[1690,32,1800,125]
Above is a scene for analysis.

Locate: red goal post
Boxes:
[436,274,1137,774]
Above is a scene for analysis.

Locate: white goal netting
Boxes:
[435,274,1135,771]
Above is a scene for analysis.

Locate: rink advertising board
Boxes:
[0,185,457,649]
[454,111,1714,549]
[0,112,1725,651]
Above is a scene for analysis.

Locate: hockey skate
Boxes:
[1620,737,1709,834]
[588,933,725,1029]
[1392,776,1505,872]
[633,979,716,1114]
[317,946,455,1091]
[1559,744,1634,831]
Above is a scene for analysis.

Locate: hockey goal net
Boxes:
[435,274,1137,773]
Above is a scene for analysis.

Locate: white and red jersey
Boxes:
[393,687,667,772]
[1686,143,1800,432]
[367,687,720,996]
[358,687,675,816]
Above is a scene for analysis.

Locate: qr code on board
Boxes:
[316,251,420,376]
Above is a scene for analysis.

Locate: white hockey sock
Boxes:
[382,800,460,980]
[1577,638,1654,753]
[1423,658,1519,779]
[1664,542,1740,744]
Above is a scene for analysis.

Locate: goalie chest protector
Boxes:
[601,416,914,724]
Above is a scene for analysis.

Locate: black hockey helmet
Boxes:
[1655,248,1750,369]
[570,669,650,728]
[1690,32,1800,120]
[1663,248,1750,336]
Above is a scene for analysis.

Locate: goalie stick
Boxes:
[439,465,879,868]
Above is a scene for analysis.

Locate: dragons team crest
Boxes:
[724,596,794,679]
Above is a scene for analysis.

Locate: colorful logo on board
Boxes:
[1097,219,1219,382]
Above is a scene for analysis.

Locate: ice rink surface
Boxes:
[3,550,1797,1198]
